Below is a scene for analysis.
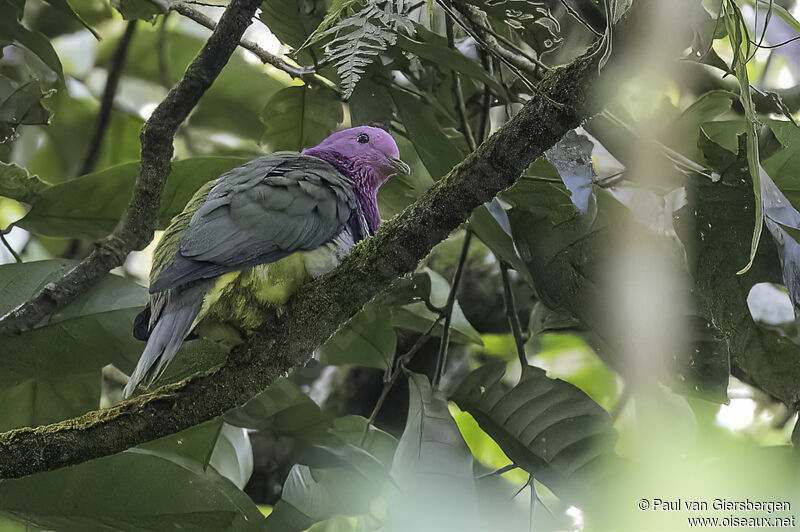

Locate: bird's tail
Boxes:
[124,284,207,398]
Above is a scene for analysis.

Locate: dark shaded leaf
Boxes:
[0,78,51,143]
[390,87,463,180]
[0,449,265,531]
[451,361,617,504]
[0,260,147,388]
[0,370,99,432]
[19,157,247,239]
[0,161,49,204]
[0,0,64,80]
[110,0,164,21]
[261,0,323,51]
[318,302,396,370]
[388,373,479,531]
[224,377,331,440]
[260,85,342,152]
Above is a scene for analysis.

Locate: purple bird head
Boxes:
[303,126,410,233]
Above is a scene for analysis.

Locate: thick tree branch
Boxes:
[0,2,648,479]
[0,0,262,333]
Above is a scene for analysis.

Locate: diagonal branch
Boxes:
[0,0,648,479]
[169,2,330,88]
[0,0,263,334]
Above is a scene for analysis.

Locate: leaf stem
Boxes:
[500,262,527,368]
[433,230,472,389]
[78,21,138,177]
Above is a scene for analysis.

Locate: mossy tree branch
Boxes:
[0,2,648,479]
[0,0,263,334]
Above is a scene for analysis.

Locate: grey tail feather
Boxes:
[123,285,206,398]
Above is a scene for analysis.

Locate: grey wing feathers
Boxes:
[123,282,208,397]
[150,153,357,293]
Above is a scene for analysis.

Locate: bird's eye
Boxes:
[357,133,370,144]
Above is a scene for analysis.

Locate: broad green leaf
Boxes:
[388,373,479,531]
[26,90,143,183]
[0,0,64,80]
[0,161,49,204]
[0,449,265,531]
[209,423,254,490]
[763,119,800,206]
[110,0,164,21]
[348,77,394,126]
[666,90,734,162]
[395,25,506,95]
[266,415,394,531]
[97,27,287,140]
[391,268,482,345]
[260,85,342,152]
[0,78,51,142]
[318,303,396,370]
[390,88,464,180]
[43,0,100,39]
[261,0,324,51]
[140,419,223,470]
[19,157,247,239]
[140,419,253,489]
[0,260,147,388]
[224,377,331,440]
[451,362,618,504]
[0,370,99,432]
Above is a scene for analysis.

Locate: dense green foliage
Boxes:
[1,0,800,530]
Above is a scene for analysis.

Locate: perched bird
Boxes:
[125,126,409,397]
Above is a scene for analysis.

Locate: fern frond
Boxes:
[300,0,367,50]
[319,1,415,99]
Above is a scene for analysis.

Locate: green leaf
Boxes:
[723,0,763,274]
[666,90,734,162]
[390,87,464,180]
[18,157,247,239]
[0,449,266,531]
[0,161,49,204]
[391,268,482,345]
[451,362,618,504]
[43,0,100,39]
[260,85,342,152]
[266,415,394,531]
[0,260,148,388]
[299,0,365,49]
[110,0,164,21]
[388,373,479,531]
[0,370,99,432]
[395,25,506,96]
[209,423,254,490]
[763,119,800,206]
[0,0,64,80]
[26,89,143,183]
[97,27,287,140]
[224,377,331,440]
[261,0,324,51]
[318,303,396,370]
[0,78,51,143]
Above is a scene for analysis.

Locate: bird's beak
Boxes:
[386,156,411,175]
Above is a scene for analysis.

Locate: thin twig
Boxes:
[78,21,138,177]
[478,53,493,143]
[170,2,331,88]
[433,231,473,388]
[157,13,170,87]
[500,262,527,368]
[445,16,477,151]
[360,318,441,444]
[559,0,604,36]
[0,228,21,263]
